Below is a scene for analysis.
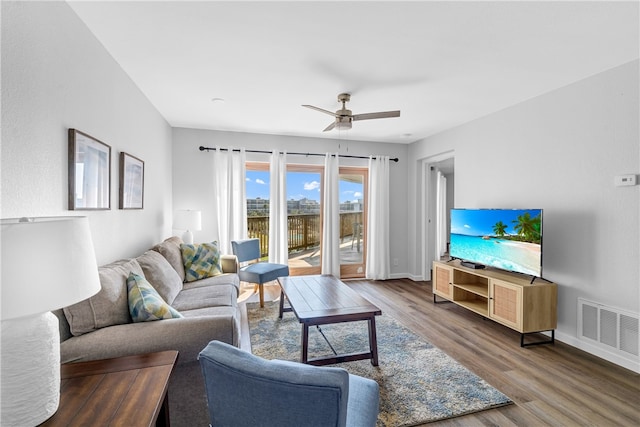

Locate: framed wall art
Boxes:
[119,152,144,209]
[68,129,111,210]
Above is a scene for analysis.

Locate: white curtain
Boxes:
[436,170,448,258]
[321,153,340,277]
[366,155,390,280]
[269,151,288,264]
[212,148,247,255]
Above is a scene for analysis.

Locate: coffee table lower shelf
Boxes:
[301,316,379,366]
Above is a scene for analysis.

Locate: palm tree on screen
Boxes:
[512,213,541,243]
[492,221,508,237]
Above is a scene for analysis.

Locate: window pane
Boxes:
[246,169,270,258]
[287,170,321,271]
[339,174,364,265]
[246,167,323,271]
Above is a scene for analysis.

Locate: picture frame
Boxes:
[68,129,111,210]
[119,152,144,209]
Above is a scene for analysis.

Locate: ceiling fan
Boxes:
[302,93,400,132]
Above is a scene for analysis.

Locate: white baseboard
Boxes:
[364,275,639,373]
[555,330,640,374]
[388,272,408,280]
[387,272,425,281]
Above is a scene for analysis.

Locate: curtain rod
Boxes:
[198,146,399,163]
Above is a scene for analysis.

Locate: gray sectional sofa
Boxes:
[55,236,241,365]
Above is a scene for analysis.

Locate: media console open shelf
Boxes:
[433,260,557,347]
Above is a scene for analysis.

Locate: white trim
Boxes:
[555,330,640,374]
[420,151,455,282]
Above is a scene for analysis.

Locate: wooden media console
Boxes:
[433,259,557,346]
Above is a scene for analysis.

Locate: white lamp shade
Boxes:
[174,210,202,232]
[1,216,101,320]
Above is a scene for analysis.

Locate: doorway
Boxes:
[422,154,455,281]
[245,162,367,278]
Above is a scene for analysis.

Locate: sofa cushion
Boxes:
[127,273,183,322]
[172,284,237,311]
[152,236,186,282]
[136,250,183,304]
[63,258,142,336]
[182,273,241,296]
[181,242,222,282]
[53,309,72,342]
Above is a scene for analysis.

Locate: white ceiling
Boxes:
[67,1,639,144]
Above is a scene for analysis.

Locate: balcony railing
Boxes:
[247,212,363,258]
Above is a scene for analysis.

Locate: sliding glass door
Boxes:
[245,162,367,278]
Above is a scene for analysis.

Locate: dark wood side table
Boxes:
[41,350,178,427]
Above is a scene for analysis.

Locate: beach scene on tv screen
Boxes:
[450,209,542,276]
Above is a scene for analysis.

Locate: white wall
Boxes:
[4,0,636,370]
[408,60,639,367]
[171,128,410,277]
[1,1,173,264]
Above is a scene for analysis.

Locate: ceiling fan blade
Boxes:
[302,105,337,117]
[352,110,401,121]
[323,121,336,132]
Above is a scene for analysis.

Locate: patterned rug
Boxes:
[247,301,512,426]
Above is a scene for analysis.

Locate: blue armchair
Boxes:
[198,340,380,427]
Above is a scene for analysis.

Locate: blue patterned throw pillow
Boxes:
[127,272,183,322]
[181,241,222,282]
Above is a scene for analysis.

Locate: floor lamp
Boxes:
[1,217,101,426]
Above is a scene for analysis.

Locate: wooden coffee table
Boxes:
[278,274,382,366]
[41,350,178,427]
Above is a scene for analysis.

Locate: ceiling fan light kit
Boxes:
[303,93,400,132]
[328,116,352,131]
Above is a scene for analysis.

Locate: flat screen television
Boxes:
[449,208,543,277]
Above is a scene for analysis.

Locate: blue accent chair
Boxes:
[198,340,380,427]
[231,238,289,307]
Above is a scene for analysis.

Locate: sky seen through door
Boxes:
[246,171,363,203]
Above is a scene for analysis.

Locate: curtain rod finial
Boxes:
[199,146,206,151]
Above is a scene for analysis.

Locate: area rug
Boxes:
[247,302,512,426]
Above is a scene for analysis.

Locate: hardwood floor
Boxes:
[342,278,640,427]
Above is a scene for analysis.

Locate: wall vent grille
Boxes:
[579,298,639,359]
